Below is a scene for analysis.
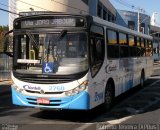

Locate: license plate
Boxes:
[37,98,50,104]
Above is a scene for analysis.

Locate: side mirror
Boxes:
[3,30,13,57]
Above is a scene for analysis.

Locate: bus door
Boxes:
[89,25,106,107]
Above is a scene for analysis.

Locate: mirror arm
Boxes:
[3,30,13,57]
[4,30,13,37]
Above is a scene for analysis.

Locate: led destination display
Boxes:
[20,17,86,28]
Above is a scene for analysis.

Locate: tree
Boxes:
[0,25,9,52]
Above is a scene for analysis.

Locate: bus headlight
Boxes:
[12,84,24,93]
[65,81,88,96]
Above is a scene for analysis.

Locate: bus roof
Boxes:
[92,16,153,40]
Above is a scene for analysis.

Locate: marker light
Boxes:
[12,83,24,93]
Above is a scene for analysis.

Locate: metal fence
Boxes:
[0,54,12,81]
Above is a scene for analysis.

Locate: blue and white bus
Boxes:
[8,13,153,110]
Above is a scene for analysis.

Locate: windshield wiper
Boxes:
[47,40,51,62]
[57,30,67,41]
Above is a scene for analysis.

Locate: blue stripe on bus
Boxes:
[11,86,90,110]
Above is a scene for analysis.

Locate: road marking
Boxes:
[75,123,94,130]
[107,116,132,124]
[76,79,160,130]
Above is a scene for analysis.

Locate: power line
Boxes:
[1,0,89,17]
[18,0,88,14]
[113,0,148,14]
[0,7,21,16]
[0,0,89,18]
[17,0,52,12]
[51,0,88,13]
[0,2,23,12]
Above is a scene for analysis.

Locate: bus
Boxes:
[6,13,153,110]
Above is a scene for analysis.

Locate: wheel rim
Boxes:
[105,91,112,104]
[105,85,113,106]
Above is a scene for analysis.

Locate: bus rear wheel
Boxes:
[140,71,145,87]
[103,83,114,111]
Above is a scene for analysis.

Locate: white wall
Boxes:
[16,0,89,14]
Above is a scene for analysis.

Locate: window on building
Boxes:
[103,9,107,20]
[112,16,116,23]
[97,3,102,17]
[108,11,111,22]
[128,21,135,30]
[140,23,145,33]
[81,0,89,5]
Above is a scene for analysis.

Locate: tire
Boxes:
[102,83,114,111]
[140,71,145,87]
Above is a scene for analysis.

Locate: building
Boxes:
[116,10,150,34]
[9,0,17,30]
[150,25,160,61]
[116,10,160,61]
[9,0,116,30]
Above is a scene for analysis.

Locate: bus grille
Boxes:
[18,77,73,84]
[26,90,63,94]
[13,71,87,84]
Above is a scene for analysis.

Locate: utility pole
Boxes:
[137,10,140,32]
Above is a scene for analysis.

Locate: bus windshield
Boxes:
[14,32,88,75]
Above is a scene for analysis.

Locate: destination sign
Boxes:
[20,17,85,28]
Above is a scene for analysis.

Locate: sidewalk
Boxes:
[0,80,12,94]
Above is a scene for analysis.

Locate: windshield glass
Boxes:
[14,32,88,75]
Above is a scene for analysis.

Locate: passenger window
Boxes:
[120,46,129,58]
[108,30,117,45]
[129,35,137,57]
[107,30,119,58]
[128,35,135,46]
[146,40,153,56]
[119,32,128,58]
[119,33,127,45]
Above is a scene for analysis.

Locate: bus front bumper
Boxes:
[11,86,90,110]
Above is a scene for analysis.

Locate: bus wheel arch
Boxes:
[103,78,115,111]
[140,69,145,87]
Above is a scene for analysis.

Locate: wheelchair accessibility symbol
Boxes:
[43,62,54,73]
[44,63,52,73]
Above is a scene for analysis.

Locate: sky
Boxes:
[0,0,8,26]
[110,0,160,25]
[0,0,160,26]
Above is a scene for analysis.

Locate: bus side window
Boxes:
[119,32,128,58]
[107,29,119,58]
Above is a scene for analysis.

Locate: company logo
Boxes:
[23,85,41,91]
[95,92,103,102]
[105,64,117,73]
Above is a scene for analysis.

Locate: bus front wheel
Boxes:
[103,83,114,111]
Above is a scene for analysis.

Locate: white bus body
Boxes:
[11,14,153,110]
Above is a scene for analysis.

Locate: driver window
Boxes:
[90,25,105,77]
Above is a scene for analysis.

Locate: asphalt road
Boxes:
[0,77,160,130]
